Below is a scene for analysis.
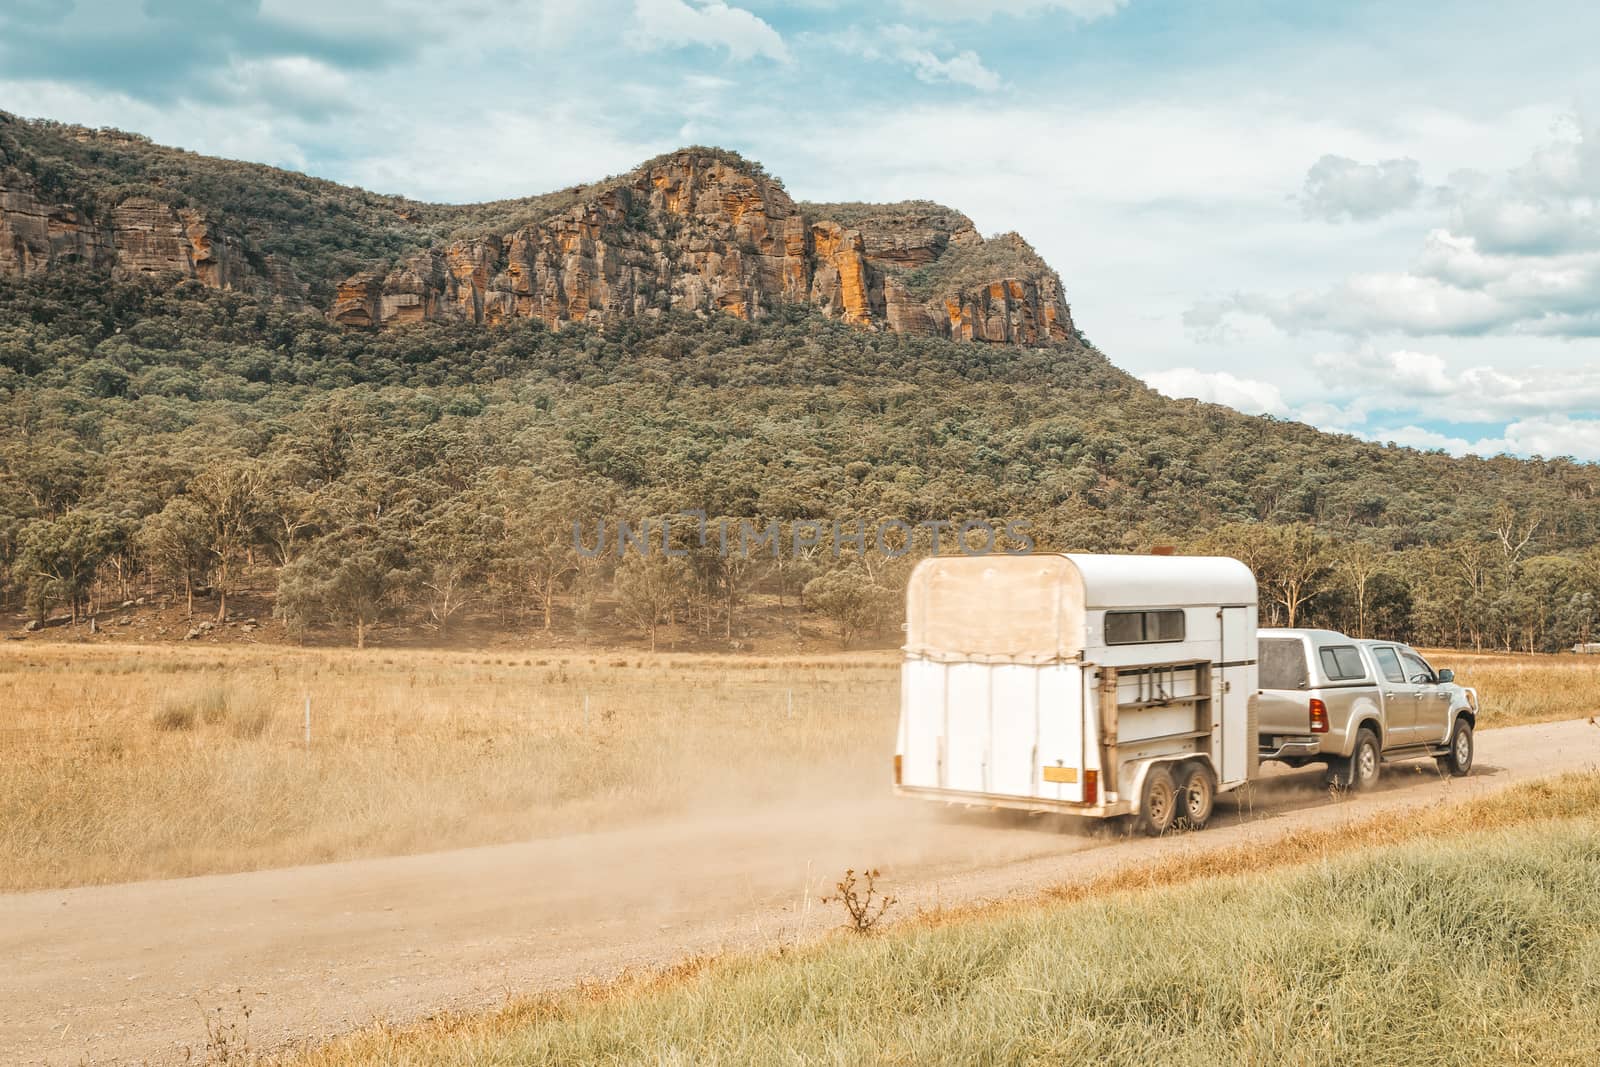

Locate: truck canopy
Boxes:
[903,553,1257,664]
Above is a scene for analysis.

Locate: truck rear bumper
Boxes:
[895,784,1133,820]
[1260,737,1323,760]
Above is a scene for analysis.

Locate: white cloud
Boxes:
[628,0,789,62]
[1142,341,1600,463]
[213,56,354,120]
[1358,417,1600,462]
[1314,348,1453,396]
[1363,424,1487,454]
[1310,346,1600,425]
[900,48,1002,91]
[902,0,1128,21]
[1205,119,1600,340]
[1221,271,1512,337]
[1299,154,1424,221]
[815,24,1002,92]
[1498,415,1600,460]
[1203,235,1600,339]
[1455,116,1600,254]
[0,78,313,173]
[1142,368,1289,416]
[335,107,663,202]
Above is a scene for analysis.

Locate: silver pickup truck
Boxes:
[1257,627,1479,790]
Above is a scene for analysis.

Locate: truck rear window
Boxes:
[1259,638,1309,689]
[1319,645,1368,681]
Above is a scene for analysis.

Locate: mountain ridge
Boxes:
[0,116,1079,346]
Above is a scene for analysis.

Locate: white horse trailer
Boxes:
[895,553,1259,834]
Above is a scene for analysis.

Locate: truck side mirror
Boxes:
[1435,668,1454,684]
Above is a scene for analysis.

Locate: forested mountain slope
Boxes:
[1,118,1596,652]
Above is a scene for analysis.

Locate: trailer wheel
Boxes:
[1135,764,1178,836]
[1175,762,1217,830]
[1436,716,1474,777]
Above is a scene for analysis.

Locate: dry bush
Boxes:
[151,684,274,738]
[823,867,897,934]
[190,997,253,1066]
[152,699,198,732]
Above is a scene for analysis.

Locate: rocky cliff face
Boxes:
[1,134,1076,346]
[0,174,304,303]
[0,177,112,276]
[328,152,1079,346]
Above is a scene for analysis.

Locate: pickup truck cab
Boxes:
[1256,628,1479,789]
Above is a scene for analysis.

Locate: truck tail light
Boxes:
[1309,698,1329,733]
[1084,769,1098,805]
[893,754,903,785]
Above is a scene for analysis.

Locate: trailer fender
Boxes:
[1124,754,1216,814]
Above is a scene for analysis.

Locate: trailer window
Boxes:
[1260,638,1309,689]
[1319,645,1368,682]
[1104,609,1186,645]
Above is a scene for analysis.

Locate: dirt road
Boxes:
[4,717,1598,1065]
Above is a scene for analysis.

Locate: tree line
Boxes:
[4,271,1600,651]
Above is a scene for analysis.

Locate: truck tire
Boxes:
[1436,716,1474,777]
[1175,762,1217,830]
[1326,728,1381,792]
[1135,764,1178,836]
[1348,728,1381,791]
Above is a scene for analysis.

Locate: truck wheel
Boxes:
[1175,762,1217,830]
[1347,728,1381,791]
[1135,764,1178,836]
[1436,717,1474,777]
[1326,728,1381,792]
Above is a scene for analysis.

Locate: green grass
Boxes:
[288,778,1600,1066]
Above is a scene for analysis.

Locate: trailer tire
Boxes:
[1436,716,1474,777]
[1175,762,1217,830]
[1135,764,1178,836]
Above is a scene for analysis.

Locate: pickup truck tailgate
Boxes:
[1257,689,1314,737]
[1257,636,1314,738]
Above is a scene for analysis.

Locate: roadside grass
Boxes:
[0,643,895,891]
[280,772,1600,1067]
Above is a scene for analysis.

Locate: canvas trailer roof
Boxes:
[903,552,1256,663]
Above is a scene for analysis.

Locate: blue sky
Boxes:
[3,0,1599,459]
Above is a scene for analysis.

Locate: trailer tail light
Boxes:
[1309,698,1330,733]
[1084,769,1098,806]
[894,754,903,785]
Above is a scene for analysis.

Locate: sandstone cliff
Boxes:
[326,151,1078,346]
[0,173,305,303]
[0,117,1077,347]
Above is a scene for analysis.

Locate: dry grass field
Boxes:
[1427,647,1600,727]
[0,642,896,891]
[0,641,1595,892]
